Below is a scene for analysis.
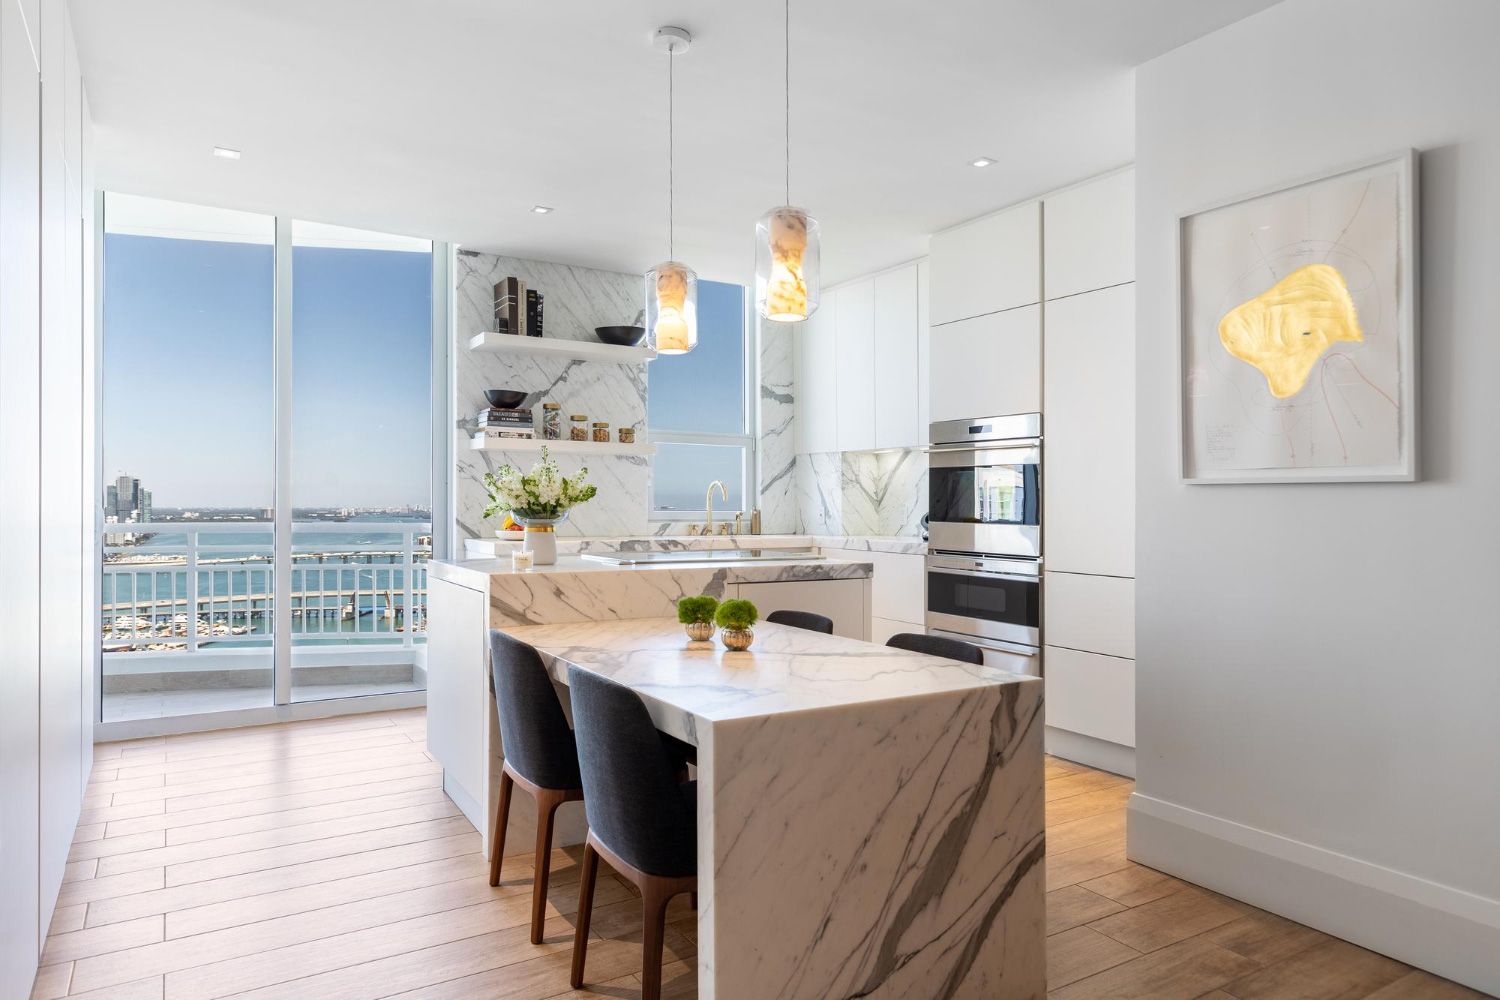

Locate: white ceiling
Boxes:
[72,0,1280,285]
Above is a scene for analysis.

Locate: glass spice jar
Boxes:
[617,427,636,444]
[591,421,610,443]
[541,403,562,440]
[569,415,588,441]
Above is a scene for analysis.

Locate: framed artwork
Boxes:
[1177,150,1418,483]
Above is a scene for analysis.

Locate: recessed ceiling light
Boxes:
[212,146,241,160]
[531,205,554,214]
[970,157,996,168]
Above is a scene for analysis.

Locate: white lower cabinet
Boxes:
[1043,572,1136,762]
[735,578,870,641]
[929,305,1040,421]
[1044,646,1135,749]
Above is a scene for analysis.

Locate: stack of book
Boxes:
[476,407,535,439]
[493,277,544,337]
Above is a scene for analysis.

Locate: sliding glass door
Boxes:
[99,195,438,725]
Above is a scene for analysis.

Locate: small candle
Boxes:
[511,549,534,570]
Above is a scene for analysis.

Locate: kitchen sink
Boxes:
[580,547,824,566]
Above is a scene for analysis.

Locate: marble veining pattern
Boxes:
[453,251,651,545]
[758,320,798,534]
[796,448,928,537]
[502,617,1046,1000]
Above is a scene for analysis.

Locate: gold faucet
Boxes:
[704,480,728,535]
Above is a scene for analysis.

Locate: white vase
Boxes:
[514,511,567,566]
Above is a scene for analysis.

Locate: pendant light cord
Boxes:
[668,47,675,261]
[784,0,790,205]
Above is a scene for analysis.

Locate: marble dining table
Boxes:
[497,617,1046,1000]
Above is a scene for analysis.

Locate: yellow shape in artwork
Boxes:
[1217,262,1364,398]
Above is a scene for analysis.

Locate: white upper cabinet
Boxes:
[834,279,876,452]
[928,304,1040,422]
[1042,282,1135,576]
[1043,168,1134,300]
[873,264,921,450]
[794,293,839,454]
[928,201,1041,326]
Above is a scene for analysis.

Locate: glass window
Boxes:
[290,221,433,702]
[648,279,753,516]
[101,194,276,722]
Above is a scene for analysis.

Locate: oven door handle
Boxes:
[928,438,1041,452]
[928,565,1038,583]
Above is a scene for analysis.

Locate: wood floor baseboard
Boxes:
[1127,791,1500,997]
[1046,726,1137,778]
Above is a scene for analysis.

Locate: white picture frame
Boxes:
[1176,149,1418,484]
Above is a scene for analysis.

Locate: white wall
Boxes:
[1130,0,1500,993]
[0,0,96,994]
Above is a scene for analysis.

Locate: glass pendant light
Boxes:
[646,26,697,355]
[755,0,819,323]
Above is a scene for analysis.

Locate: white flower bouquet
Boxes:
[482,447,598,522]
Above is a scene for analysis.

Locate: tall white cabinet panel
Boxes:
[794,293,839,454]
[873,265,920,449]
[928,304,1040,421]
[0,0,44,988]
[1043,168,1134,301]
[1042,284,1135,576]
[928,201,1040,326]
[834,279,875,452]
[39,0,85,938]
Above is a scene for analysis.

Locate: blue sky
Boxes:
[103,234,432,509]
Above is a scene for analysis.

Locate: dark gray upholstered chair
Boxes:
[567,666,697,1000]
[885,631,985,665]
[766,609,835,634]
[487,629,584,944]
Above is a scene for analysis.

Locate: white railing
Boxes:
[101,521,432,655]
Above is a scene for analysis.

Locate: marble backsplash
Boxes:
[795,448,927,537]
[452,250,800,545]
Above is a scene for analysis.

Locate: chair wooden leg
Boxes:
[487,769,514,887]
[530,791,561,944]
[640,879,673,1000]
[570,841,599,989]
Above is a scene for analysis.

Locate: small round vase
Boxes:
[512,511,567,566]
[684,621,715,642]
[720,627,754,651]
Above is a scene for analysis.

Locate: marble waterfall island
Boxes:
[426,555,1045,999]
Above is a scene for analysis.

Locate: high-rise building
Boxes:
[115,475,138,516]
[105,484,119,519]
[139,489,152,523]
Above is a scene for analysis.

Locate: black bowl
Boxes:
[594,325,647,347]
[484,389,530,409]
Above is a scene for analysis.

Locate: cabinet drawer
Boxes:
[1044,572,1134,659]
[1044,645,1135,748]
[928,305,1040,421]
[929,201,1040,325]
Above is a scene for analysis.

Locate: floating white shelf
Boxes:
[468,435,657,457]
[467,332,655,364]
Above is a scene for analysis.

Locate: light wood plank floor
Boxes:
[34,709,1489,1000]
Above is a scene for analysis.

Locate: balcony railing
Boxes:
[101,521,432,655]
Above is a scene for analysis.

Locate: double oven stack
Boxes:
[925,413,1042,672]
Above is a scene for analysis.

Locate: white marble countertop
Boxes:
[429,550,874,593]
[498,617,1037,742]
